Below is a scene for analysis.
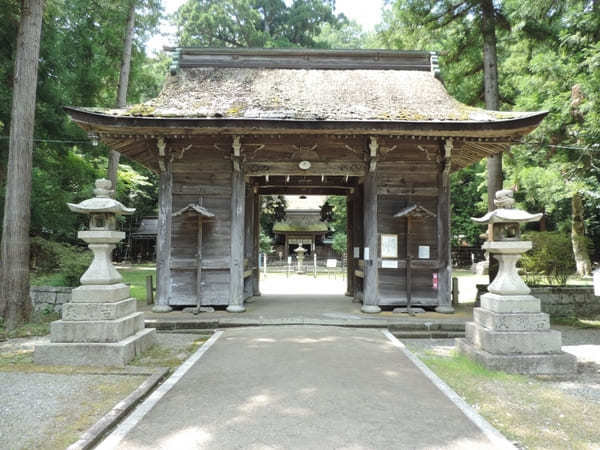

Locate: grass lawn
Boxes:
[407,345,600,449]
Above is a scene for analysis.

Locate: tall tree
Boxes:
[108,0,137,195]
[175,0,345,48]
[0,0,45,329]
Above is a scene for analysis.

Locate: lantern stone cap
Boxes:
[172,203,215,219]
[67,179,135,215]
[472,208,542,225]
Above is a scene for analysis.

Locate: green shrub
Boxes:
[59,250,92,286]
[521,231,575,286]
[30,236,92,287]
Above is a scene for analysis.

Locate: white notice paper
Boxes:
[381,260,398,269]
[418,245,430,259]
[354,247,360,258]
[364,247,370,261]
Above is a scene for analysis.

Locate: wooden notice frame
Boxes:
[380,234,398,259]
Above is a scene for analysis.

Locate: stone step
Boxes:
[35,328,156,367]
[392,331,465,339]
[457,338,577,375]
[62,298,137,321]
[50,312,144,343]
[144,319,467,332]
[473,308,550,332]
[465,322,562,355]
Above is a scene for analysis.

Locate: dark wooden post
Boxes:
[195,216,204,308]
[228,137,246,312]
[146,275,154,305]
[153,138,173,312]
[353,184,363,300]
[345,192,354,296]
[436,138,454,313]
[244,184,254,299]
[253,190,261,296]
[362,137,381,313]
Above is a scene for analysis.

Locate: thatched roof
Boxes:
[71,48,541,124]
[273,211,328,234]
[96,62,530,123]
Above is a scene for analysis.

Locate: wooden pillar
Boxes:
[244,185,254,299]
[353,184,363,299]
[228,138,246,312]
[345,192,354,296]
[362,152,381,313]
[253,191,261,296]
[195,216,203,308]
[436,138,454,313]
[153,138,173,312]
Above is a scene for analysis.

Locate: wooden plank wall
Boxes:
[375,140,441,306]
[169,145,233,306]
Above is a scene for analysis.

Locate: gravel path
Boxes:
[0,372,146,450]
[0,332,201,449]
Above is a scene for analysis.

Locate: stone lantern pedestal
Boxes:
[457,190,576,375]
[294,245,307,274]
[35,179,155,367]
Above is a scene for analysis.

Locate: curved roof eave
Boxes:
[65,106,547,139]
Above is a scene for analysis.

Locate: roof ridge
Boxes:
[167,47,439,76]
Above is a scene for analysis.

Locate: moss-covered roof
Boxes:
[103,67,526,122]
[273,213,328,233]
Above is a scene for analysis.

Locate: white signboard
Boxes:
[326,259,337,268]
[354,247,360,258]
[381,259,398,269]
[364,247,370,261]
[418,245,430,259]
[381,234,398,259]
[594,268,600,296]
[287,256,292,264]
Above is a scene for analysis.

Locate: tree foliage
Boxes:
[175,0,346,48]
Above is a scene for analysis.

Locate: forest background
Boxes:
[0,0,599,325]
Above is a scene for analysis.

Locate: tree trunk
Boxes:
[481,0,502,284]
[572,192,591,276]
[109,0,136,195]
[0,0,45,329]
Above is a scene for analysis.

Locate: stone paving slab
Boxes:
[101,326,510,449]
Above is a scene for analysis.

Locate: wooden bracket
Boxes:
[232,136,243,172]
[368,136,378,172]
[157,137,167,172]
[442,138,453,191]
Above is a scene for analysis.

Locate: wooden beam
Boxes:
[227,157,246,312]
[153,138,173,312]
[246,161,367,177]
[258,186,354,195]
[436,139,454,313]
[244,184,254,300]
[361,161,381,313]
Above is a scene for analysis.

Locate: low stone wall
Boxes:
[532,286,599,318]
[475,284,598,318]
[30,286,72,313]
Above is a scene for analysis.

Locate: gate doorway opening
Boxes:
[254,177,357,297]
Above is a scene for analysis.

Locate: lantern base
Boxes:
[34,328,156,368]
[456,338,576,375]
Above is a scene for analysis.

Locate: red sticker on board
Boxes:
[433,273,438,289]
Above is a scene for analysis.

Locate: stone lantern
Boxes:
[457,189,576,375]
[34,179,156,367]
[294,244,307,274]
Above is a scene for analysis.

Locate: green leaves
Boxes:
[174,0,344,48]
